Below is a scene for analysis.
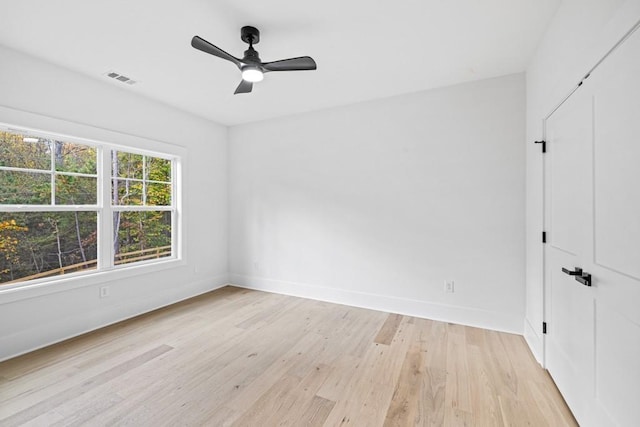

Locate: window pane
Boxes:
[112,179,143,206]
[115,151,143,179]
[146,183,171,206]
[0,131,50,170]
[147,157,171,182]
[0,170,51,204]
[0,212,97,285]
[55,175,97,205]
[114,211,172,265]
[54,141,97,174]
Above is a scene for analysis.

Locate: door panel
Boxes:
[593,29,640,280]
[595,299,640,425]
[548,93,590,256]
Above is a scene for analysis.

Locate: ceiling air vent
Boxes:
[104,71,138,85]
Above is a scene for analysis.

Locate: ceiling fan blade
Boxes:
[191,36,241,67]
[262,56,317,72]
[234,79,253,94]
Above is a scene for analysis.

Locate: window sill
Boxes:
[0,257,186,305]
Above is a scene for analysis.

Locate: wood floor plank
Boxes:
[374,313,403,345]
[382,339,423,426]
[230,374,302,426]
[50,392,123,427]
[316,354,362,401]
[357,318,415,424]
[467,342,506,426]
[261,363,334,425]
[18,411,65,427]
[444,326,472,415]
[321,344,394,425]
[0,287,577,426]
[299,395,336,426]
[424,319,448,370]
[483,330,519,398]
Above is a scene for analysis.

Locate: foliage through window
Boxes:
[0,127,177,285]
[112,151,173,265]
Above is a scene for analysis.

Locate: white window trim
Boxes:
[0,122,184,299]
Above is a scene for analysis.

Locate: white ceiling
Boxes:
[0,0,560,126]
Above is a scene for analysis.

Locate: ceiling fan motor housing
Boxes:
[243,48,261,64]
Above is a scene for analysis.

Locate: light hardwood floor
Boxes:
[0,286,577,426]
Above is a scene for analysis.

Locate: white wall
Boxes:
[0,45,229,361]
[229,74,526,333]
[525,0,640,361]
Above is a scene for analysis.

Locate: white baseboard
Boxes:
[230,274,523,335]
[524,316,544,365]
[0,274,229,362]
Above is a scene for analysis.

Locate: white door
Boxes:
[544,25,640,427]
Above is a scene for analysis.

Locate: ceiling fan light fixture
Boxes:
[241,67,263,83]
[191,27,316,94]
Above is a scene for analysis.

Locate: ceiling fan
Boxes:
[191,26,317,95]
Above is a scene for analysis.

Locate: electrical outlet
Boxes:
[444,280,454,293]
[100,286,110,298]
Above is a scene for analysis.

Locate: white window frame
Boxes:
[0,122,182,294]
[107,148,177,269]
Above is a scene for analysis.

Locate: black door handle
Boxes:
[562,267,592,287]
[576,273,592,287]
[562,267,583,276]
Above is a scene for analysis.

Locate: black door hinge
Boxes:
[543,322,547,334]
[542,231,547,243]
[534,140,546,153]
